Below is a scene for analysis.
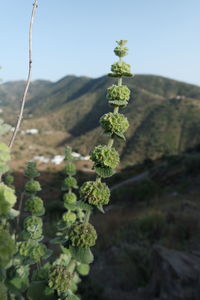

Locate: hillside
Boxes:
[1,74,200,168]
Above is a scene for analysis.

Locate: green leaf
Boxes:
[76,201,92,211]
[97,205,105,214]
[77,263,90,276]
[94,166,113,178]
[27,281,56,300]
[70,246,94,264]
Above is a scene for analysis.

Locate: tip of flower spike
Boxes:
[116,40,128,46]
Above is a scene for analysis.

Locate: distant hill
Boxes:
[1,74,200,167]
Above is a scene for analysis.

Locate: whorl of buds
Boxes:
[65,146,74,161]
[107,85,130,103]
[114,40,128,57]
[48,265,73,292]
[65,163,76,176]
[25,180,41,194]
[62,211,77,224]
[0,230,16,266]
[69,223,97,248]
[80,181,110,206]
[24,161,40,178]
[23,216,43,239]
[91,145,120,171]
[63,177,78,190]
[25,196,45,216]
[100,112,129,139]
[19,240,47,262]
[110,61,132,77]
[63,192,77,204]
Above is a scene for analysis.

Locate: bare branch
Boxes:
[9,0,38,149]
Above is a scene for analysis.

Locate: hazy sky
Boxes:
[1,0,200,85]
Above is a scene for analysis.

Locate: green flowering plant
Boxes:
[0,40,132,299]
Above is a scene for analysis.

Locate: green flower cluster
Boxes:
[24,161,40,178]
[0,182,16,215]
[63,192,77,204]
[63,211,77,224]
[19,240,47,262]
[25,180,41,194]
[100,112,129,139]
[114,40,128,57]
[69,223,97,248]
[109,61,132,78]
[48,265,73,292]
[65,163,76,176]
[63,177,78,190]
[107,85,131,107]
[23,216,43,239]
[91,145,120,177]
[80,181,110,206]
[25,196,45,216]
[0,230,16,266]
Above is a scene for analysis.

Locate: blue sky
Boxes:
[1,0,200,85]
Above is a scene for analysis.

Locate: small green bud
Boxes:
[4,174,14,186]
[110,61,131,76]
[114,40,128,57]
[63,192,77,204]
[0,182,16,215]
[69,223,97,248]
[77,210,85,221]
[0,230,16,266]
[62,211,76,224]
[65,163,76,176]
[23,216,43,239]
[91,145,120,169]
[63,177,78,189]
[100,112,129,138]
[25,196,45,216]
[65,146,74,161]
[80,181,110,206]
[48,265,73,292]
[24,161,40,178]
[25,180,41,194]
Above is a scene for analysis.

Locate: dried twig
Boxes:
[9,0,38,149]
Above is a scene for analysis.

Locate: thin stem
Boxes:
[9,0,38,149]
[107,138,114,148]
[113,106,119,114]
[84,210,91,225]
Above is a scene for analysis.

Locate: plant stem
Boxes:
[84,210,91,225]
[107,138,114,148]
[9,0,38,149]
